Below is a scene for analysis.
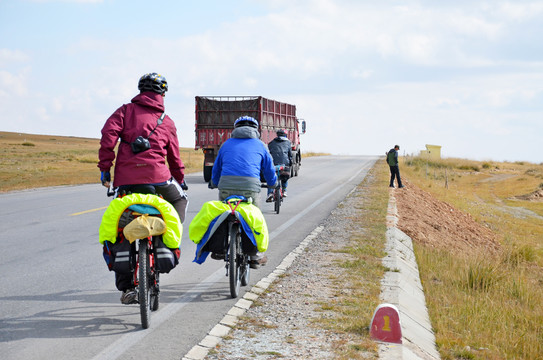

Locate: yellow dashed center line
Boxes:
[70,206,108,216]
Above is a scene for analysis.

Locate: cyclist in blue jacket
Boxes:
[209,116,278,267]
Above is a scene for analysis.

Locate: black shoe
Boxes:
[210,252,225,260]
[389,185,394,188]
[399,185,405,188]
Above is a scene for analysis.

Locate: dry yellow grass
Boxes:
[0,131,323,192]
[0,131,204,192]
[401,156,543,360]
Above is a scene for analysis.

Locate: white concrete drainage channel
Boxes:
[378,191,440,359]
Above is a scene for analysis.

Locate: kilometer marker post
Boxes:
[370,303,402,344]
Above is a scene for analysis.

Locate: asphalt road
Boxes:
[0,155,378,360]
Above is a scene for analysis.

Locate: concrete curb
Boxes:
[182,225,325,360]
[379,190,440,359]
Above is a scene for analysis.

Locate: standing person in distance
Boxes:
[266,129,293,202]
[386,145,404,188]
[98,72,188,304]
[208,115,278,268]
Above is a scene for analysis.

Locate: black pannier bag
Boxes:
[201,220,228,254]
[241,231,258,256]
[200,219,258,256]
[280,165,291,178]
[154,236,179,273]
[107,237,134,275]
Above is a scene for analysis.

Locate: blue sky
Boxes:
[1,0,542,163]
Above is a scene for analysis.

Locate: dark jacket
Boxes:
[211,126,277,192]
[98,92,184,187]
[268,136,293,167]
[386,148,398,166]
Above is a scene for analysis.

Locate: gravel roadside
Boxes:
[204,182,379,360]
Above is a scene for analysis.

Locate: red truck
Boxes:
[195,96,306,182]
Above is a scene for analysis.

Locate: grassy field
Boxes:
[0,131,201,192]
[0,131,326,192]
[401,156,543,360]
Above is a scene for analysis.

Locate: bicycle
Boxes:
[221,197,251,298]
[264,165,288,214]
[102,187,180,329]
[120,201,163,329]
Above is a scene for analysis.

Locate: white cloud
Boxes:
[0,49,30,66]
[498,1,543,20]
[351,69,373,79]
[0,69,29,97]
[2,0,543,162]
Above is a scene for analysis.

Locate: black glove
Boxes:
[101,171,111,185]
[181,180,188,190]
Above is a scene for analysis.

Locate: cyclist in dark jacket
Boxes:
[386,145,404,188]
[266,129,292,202]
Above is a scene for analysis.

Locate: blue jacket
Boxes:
[211,127,278,192]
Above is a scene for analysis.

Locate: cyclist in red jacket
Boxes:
[98,73,188,304]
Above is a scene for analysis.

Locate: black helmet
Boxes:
[138,73,168,95]
[234,116,259,128]
[277,129,287,137]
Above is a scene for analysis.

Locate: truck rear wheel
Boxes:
[203,165,213,182]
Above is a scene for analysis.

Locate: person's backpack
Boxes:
[386,150,397,166]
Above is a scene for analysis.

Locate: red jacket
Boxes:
[98,92,185,187]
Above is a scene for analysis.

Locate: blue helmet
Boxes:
[234,116,258,128]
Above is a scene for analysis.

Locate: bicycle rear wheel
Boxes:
[274,186,281,214]
[138,239,151,329]
[228,222,242,298]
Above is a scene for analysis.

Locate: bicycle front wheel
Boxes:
[138,239,151,329]
[228,222,242,298]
